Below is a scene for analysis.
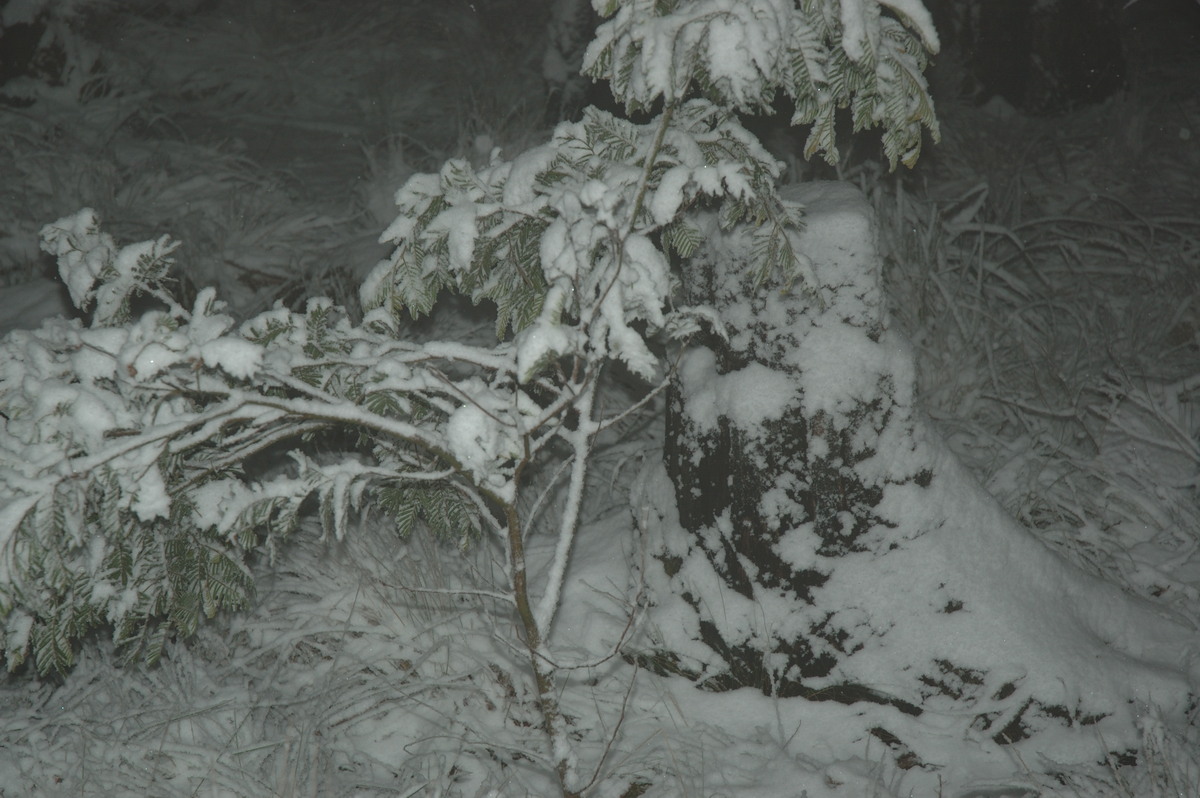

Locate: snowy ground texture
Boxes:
[1,0,1199,796]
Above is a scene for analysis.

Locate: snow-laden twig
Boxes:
[535,376,599,637]
[246,395,448,460]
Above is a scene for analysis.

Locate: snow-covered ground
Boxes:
[1,1,1198,795]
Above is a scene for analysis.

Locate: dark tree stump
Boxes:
[636,182,1198,783]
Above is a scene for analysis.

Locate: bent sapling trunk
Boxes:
[503,374,601,798]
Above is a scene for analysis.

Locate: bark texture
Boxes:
[656,183,926,709]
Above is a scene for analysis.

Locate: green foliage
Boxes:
[375,482,481,549]
[1,460,268,674]
[0,0,942,685]
[39,207,183,327]
[0,220,511,674]
[361,97,818,382]
[586,0,941,168]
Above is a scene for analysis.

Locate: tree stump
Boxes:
[637,181,1198,785]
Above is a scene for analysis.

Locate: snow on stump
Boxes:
[637,181,1199,784]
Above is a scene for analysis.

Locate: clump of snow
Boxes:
[199,337,262,379]
[650,165,692,225]
[879,0,940,51]
[126,338,186,380]
[515,319,576,383]
[39,208,116,312]
[447,403,500,473]
[839,0,877,63]
[677,347,796,432]
[39,208,182,326]
[427,203,480,272]
[129,461,169,521]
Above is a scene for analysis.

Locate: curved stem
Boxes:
[502,449,580,797]
[535,374,599,636]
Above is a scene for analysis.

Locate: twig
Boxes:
[394,584,515,605]
[577,660,641,795]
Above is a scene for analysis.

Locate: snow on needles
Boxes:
[586,0,796,111]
